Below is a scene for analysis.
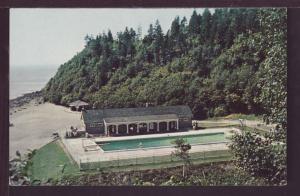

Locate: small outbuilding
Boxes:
[69,100,89,111]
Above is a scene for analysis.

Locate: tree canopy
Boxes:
[43,8,286,122]
[229,8,287,185]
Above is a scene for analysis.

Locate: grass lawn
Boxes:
[197,122,237,129]
[28,140,79,182]
[207,113,262,121]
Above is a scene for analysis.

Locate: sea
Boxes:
[10,65,59,100]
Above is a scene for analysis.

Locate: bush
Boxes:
[213,106,228,117]
[52,162,268,186]
[229,131,286,185]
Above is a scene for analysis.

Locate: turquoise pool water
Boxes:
[97,132,227,152]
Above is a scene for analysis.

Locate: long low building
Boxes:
[81,105,193,136]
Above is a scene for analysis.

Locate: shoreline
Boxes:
[10,90,44,109]
[9,92,82,159]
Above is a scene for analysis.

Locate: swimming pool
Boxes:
[96,132,228,152]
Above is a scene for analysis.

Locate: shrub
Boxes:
[229,131,286,185]
[213,106,228,117]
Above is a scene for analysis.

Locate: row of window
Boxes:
[88,118,189,128]
[89,123,103,128]
[179,118,190,121]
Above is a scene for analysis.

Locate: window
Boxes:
[89,122,103,128]
[179,118,189,121]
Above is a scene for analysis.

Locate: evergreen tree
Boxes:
[153,20,164,65]
[201,8,212,43]
[188,10,201,35]
[107,30,113,43]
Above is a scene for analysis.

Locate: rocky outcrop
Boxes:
[10,91,43,109]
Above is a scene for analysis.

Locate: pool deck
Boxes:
[60,127,240,167]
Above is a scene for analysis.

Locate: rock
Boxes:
[142,181,155,186]
[122,175,129,184]
[98,174,103,183]
[10,91,43,109]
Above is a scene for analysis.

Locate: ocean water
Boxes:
[10,65,59,100]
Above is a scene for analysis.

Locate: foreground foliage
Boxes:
[171,138,192,178]
[229,8,287,185]
[51,162,267,186]
[230,130,286,185]
[9,150,35,186]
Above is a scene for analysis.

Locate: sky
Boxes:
[10,8,210,67]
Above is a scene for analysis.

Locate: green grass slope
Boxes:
[28,141,79,182]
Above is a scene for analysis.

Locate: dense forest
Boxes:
[43,8,286,120]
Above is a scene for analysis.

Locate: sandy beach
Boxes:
[9,99,82,159]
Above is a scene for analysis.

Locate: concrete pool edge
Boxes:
[93,127,235,143]
[98,140,230,153]
[61,127,240,170]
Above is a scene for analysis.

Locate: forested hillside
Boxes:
[43,8,286,120]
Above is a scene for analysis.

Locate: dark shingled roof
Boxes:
[69,100,89,107]
[82,105,192,124]
[104,114,178,124]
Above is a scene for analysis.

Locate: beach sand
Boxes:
[9,100,82,159]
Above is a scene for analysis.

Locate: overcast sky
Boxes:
[10,8,210,67]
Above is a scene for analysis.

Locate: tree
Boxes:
[170,16,180,39]
[171,138,192,178]
[84,34,94,46]
[107,30,113,43]
[137,24,142,40]
[87,38,102,57]
[188,10,201,35]
[229,8,287,185]
[201,8,212,43]
[256,8,287,127]
[153,20,164,65]
[229,131,286,185]
[147,24,154,42]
